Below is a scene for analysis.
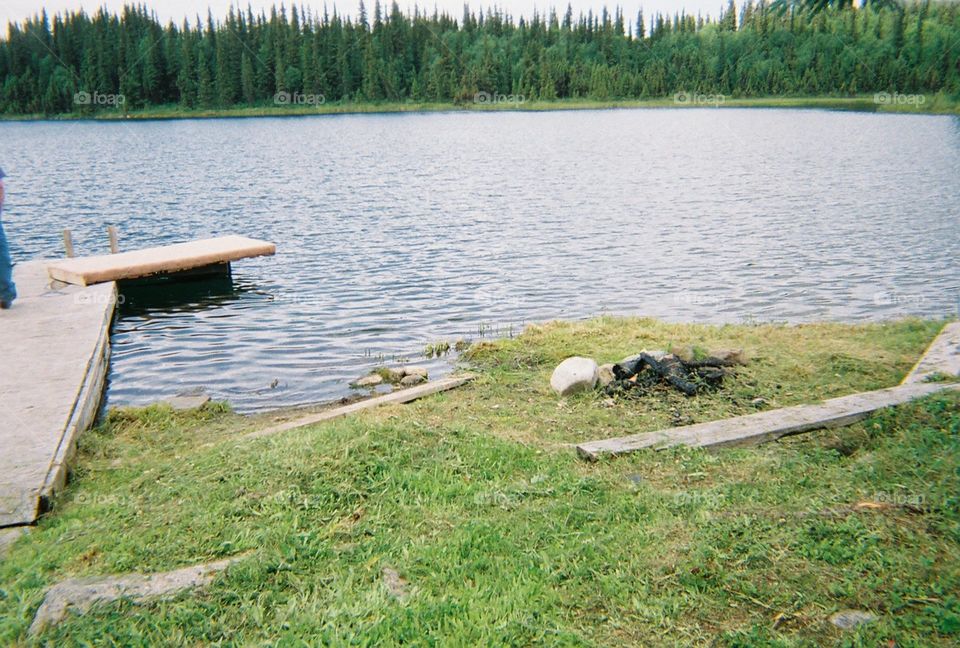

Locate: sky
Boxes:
[2,0,728,31]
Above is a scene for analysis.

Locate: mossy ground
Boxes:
[1,317,958,646]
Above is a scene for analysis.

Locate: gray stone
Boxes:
[402,366,429,380]
[550,357,599,396]
[598,363,616,388]
[166,394,211,411]
[352,374,384,388]
[829,609,878,630]
[29,556,244,635]
[400,374,426,387]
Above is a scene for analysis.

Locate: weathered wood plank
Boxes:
[243,374,476,440]
[901,321,960,384]
[46,235,275,286]
[0,262,116,526]
[576,382,960,461]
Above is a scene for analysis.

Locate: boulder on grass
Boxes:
[400,374,425,387]
[598,363,616,388]
[551,357,599,396]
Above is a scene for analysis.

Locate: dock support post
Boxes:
[62,230,74,258]
[107,226,119,254]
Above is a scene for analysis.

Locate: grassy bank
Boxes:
[2,94,958,122]
[2,317,959,646]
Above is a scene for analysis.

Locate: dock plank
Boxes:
[46,235,275,286]
[576,382,960,461]
[0,262,116,526]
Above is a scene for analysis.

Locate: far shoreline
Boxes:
[1,94,958,123]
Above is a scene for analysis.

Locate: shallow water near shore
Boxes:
[2,108,958,412]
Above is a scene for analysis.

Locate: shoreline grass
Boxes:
[2,94,958,123]
[2,317,958,646]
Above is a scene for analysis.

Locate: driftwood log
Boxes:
[608,352,730,396]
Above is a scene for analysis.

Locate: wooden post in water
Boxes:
[62,229,75,258]
[107,226,119,254]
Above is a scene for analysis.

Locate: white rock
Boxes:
[598,363,616,387]
[550,357,599,396]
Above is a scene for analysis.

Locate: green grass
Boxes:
[1,317,958,646]
[3,93,958,121]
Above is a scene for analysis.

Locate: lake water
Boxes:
[2,108,958,412]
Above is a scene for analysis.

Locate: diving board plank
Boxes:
[576,381,960,461]
[46,235,276,286]
[0,262,116,526]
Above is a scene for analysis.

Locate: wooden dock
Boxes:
[46,235,275,286]
[0,262,116,526]
[1,235,276,527]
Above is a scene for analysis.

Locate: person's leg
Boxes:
[0,218,17,306]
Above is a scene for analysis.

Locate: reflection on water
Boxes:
[118,269,244,316]
[2,109,958,412]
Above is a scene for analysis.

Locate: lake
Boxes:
[2,108,958,412]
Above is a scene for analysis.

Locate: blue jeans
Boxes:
[0,209,16,304]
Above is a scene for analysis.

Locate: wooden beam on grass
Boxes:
[242,374,476,440]
[576,382,960,461]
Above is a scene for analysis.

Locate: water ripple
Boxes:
[1,108,958,412]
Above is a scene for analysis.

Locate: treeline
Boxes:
[1,1,958,114]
